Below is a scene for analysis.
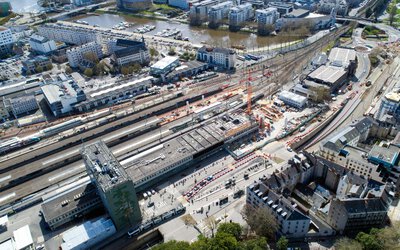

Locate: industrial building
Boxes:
[278,90,307,109]
[150,56,180,79]
[74,76,153,112]
[165,60,208,83]
[306,65,347,92]
[82,141,142,230]
[328,47,357,75]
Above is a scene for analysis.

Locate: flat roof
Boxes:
[369,144,399,165]
[278,90,307,103]
[151,56,179,70]
[385,91,400,103]
[13,225,33,250]
[89,76,153,98]
[328,48,356,67]
[122,113,253,184]
[308,65,347,84]
[0,239,13,250]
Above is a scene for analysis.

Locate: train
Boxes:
[0,136,40,155]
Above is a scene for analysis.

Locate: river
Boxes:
[74,13,302,48]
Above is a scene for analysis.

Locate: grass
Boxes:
[322,40,335,52]
[0,12,17,26]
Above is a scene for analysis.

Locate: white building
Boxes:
[67,42,103,68]
[318,0,348,16]
[9,95,38,118]
[278,90,307,109]
[228,3,254,30]
[189,0,222,24]
[376,90,400,122]
[13,225,34,250]
[0,26,13,55]
[29,34,57,54]
[197,46,236,70]
[150,56,180,78]
[208,1,233,27]
[37,23,100,45]
[256,7,279,25]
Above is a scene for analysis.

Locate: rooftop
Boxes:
[30,34,50,43]
[41,80,82,104]
[198,46,235,55]
[385,90,400,103]
[13,225,33,250]
[328,48,356,68]
[278,90,307,103]
[151,56,179,70]
[308,65,347,84]
[368,144,399,167]
[82,141,131,192]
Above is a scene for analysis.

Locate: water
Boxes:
[8,0,42,14]
[74,14,301,48]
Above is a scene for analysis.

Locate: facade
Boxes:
[0,26,13,56]
[318,0,348,16]
[37,23,100,45]
[168,0,191,10]
[189,0,222,25]
[278,90,307,109]
[109,38,150,67]
[29,34,57,54]
[8,95,38,117]
[82,141,142,230]
[41,178,102,230]
[41,79,86,116]
[75,76,152,112]
[72,0,93,6]
[376,90,400,122]
[0,2,12,17]
[197,46,236,70]
[268,2,293,16]
[256,8,279,25]
[228,3,254,31]
[116,0,152,11]
[67,42,103,68]
[22,55,52,74]
[150,56,180,78]
[208,1,233,28]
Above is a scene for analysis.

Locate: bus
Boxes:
[237,55,245,61]
[246,54,261,61]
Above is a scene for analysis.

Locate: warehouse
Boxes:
[306,65,347,92]
[278,90,307,109]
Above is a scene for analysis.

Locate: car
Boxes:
[147,191,152,197]
[151,189,156,195]
[143,192,148,199]
[287,147,293,152]
[147,201,155,207]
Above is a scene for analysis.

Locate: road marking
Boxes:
[0,192,15,203]
[0,175,11,184]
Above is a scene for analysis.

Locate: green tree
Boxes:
[377,223,400,250]
[389,5,398,26]
[35,65,43,73]
[65,66,73,74]
[277,236,289,250]
[355,231,382,250]
[121,66,130,75]
[152,240,191,250]
[83,52,99,64]
[239,237,269,250]
[241,204,278,240]
[149,47,159,58]
[210,232,238,249]
[46,63,53,70]
[335,237,363,250]
[217,222,242,240]
[132,63,142,74]
[168,47,176,56]
[93,62,105,76]
[84,68,93,77]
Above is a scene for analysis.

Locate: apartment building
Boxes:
[37,23,100,45]
[318,0,348,16]
[29,34,57,54]
[228,3,254,31]
[376,90,400,123]
[208,1,233,28]
[67,42,103,68]
[197,46,236,70]
[189,0,222,25]
[256,7,279,25]
[0,26,13,55]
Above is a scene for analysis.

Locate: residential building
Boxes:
[116,0,152,11]
[109,38,150,67]
[150,56,180,79]
[0,26,13,56]
[197,46,236,70]
[228,3,254,31]
[22,55,52,74]
[82,141,142,230]
[278,90,307,109]
[268,2,293,16]
[189,0,222,25]
[37,23,100,45]
[208,1,233,28]
[67,42,103,68]
[376,90,400,122]
[256,7,279,25]
[29,34,57,54]
[8,95,38,118]
[72,0,93,6]
[0,1,11,17]
[61,217,116,250]
[276,12,335,31]
[41,78,86,116]
[318,0,348,16]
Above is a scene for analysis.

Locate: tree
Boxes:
[35,65,43,73]
[210,232,238,249]
[65,66,73,74]
[217,222,242,240]
[355,231,382,250]
[366,8,373,18]
[46,63,53,70]
[151,240,190,250]
[132,63,142,74]
[241,205,278,240]
[149,47,159,58]
[168,47,176,56]
[335,237,363,250]
[204,216,218,238]
[239,236,269,250]
[277,236,289,250]
[84,68,93,77]
[389,5,398,26]
[93,62,105,76]
[121,66,130,75]
[377,222,400,250]
[83,52,99,64]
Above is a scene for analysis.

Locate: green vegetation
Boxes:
[387,2,400,27]
[363,25,385,36]
[241,204,278,240]
[322,40,335,52]
[84,68,93,77]
[180,51,196,61]
[0,12,17,26]
[139,3,183,17]
[276,236,289,250]
[152,222,270,250]
[334,223,400,250]
[121,63,142,75]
